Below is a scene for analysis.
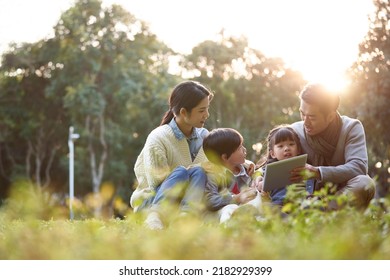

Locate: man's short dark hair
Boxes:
[299,83,340,115]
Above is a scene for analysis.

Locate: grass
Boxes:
[0,182,390,260]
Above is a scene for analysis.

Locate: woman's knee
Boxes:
[189,166,206,179]
[172,165,188,175]
[190,166,204,174]
[167,166,189,182]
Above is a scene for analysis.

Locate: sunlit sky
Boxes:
[0,0,375,90]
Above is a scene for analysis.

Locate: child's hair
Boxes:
[160,80,214,125]
[257,124,303,167]
[203,128,243,164]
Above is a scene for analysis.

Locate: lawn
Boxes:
[0,183,389,260]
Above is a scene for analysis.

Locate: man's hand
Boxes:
[290,163,320,182]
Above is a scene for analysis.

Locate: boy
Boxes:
[202,128,261,223]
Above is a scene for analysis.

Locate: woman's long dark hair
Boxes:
[160,80,214,126]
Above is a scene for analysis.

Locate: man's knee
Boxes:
[349,175,375,193]
[346,175,376,208]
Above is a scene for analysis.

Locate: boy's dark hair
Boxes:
[299,83,340,115]
[203,128,243,164]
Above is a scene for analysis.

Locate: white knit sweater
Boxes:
[130,124,209,211]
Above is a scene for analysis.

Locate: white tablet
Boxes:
[262,154,307,192]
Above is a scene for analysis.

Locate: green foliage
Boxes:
[0,0,177,199]
[0,184,390,260]
[182,32,304,162]
[0,39,68,190]
[347,0,390,196]
[0,0,388,205]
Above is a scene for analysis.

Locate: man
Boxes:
[290,83,376,209]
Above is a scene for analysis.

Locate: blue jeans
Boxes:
[270,179,315,205]
[141,166,207,213]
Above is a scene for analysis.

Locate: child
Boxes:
[254,124,314,206]
[202,128,261,223]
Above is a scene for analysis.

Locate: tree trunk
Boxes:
[86,114,108,216]
[43,144,60,188]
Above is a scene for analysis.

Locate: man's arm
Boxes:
[319,120,368,183]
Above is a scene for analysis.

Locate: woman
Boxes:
[130,80,214,229]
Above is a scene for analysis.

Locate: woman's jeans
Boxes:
[140,166,207,213]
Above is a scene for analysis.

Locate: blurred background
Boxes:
[0,0,388,217]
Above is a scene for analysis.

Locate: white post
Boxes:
[68,126,79,220]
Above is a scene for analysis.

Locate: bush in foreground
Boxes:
[0,183,389,259]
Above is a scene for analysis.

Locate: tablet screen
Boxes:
[262,154,307,192]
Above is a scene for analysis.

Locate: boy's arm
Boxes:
[243,159,255,176]
[250,168,264,191]
[205,174,235,211]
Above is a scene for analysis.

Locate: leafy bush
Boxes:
[1,183,390,260]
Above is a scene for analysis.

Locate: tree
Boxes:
[347,0,390,196]
[0,40,68,192]
[181,31,305,162]
[0,0,178,209]
[46,0,180,205]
